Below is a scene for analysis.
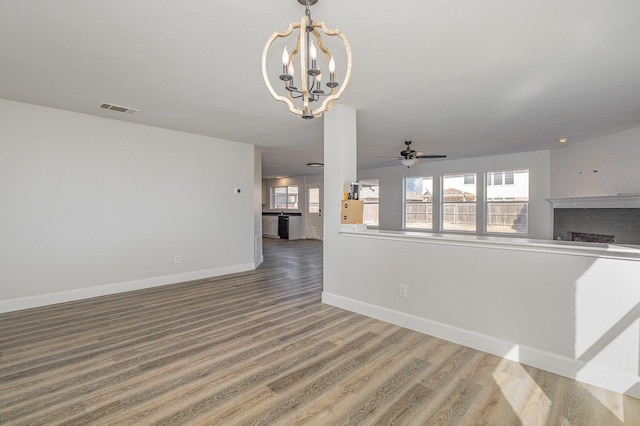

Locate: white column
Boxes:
[323,105,357,294]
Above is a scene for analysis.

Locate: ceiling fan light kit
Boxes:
[387,141,447,167]
[262,0,352,119]
[401,158,416,167]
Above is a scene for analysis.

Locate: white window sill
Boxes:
[338,229,640,261]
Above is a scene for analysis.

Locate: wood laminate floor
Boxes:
[1,238,638,425]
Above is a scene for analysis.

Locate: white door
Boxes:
[306,184,323,240]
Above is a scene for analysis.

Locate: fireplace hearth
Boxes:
[569,231,615,244]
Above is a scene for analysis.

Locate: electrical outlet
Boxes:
[174,255,181,264]
[399,284,408,298]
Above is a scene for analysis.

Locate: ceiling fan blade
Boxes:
[415,154,447,159]
[380,158,401,164]
[376,156,403,159]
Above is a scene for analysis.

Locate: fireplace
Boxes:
[549,195,640,246]
[569,231,615,244]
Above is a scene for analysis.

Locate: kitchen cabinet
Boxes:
[262,214,302,239]
[262,216,279,238]
[287,216,303,240]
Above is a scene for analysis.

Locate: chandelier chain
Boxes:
[305,2,313,27]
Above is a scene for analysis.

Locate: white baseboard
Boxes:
[0,262,257,314]
[322,291,640,399]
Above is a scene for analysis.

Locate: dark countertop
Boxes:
[262,212,303,216]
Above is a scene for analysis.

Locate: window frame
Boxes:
[485,169,529,235]
[271,185,299,210]
[442,173,477,233]
[359,179,380,227]
[403,176,434,230]
[307,186,320,214]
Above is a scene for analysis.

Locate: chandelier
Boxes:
[261,0,352,119]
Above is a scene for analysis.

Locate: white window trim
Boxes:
[442,173,477,233]
[484,169,529,235]
[403,177,434,230]
[271,185,299,210]
[360,179,380,227]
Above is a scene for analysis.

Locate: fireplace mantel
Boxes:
[547,194,640,209]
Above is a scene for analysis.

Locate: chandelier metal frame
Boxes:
[261,0,352,119]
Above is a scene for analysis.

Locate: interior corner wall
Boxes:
[550,126,640,198]
[0,99,256,312]
[254,149,263,266]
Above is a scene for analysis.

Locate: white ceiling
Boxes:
[2,1,639,178]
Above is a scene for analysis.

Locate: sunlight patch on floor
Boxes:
[492,357,552,424]
[580,382,625,422]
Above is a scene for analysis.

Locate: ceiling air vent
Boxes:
[100,102,140,115]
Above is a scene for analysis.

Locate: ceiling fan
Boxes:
[382,141,446,167]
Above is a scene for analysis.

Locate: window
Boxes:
[442,173,476,232]
[493,172,503,186]
[464,174,475,185]
[486,169,529,234]
[307,187,320,213]
[272,185,298,209]
[505,171,514,185]
[404,177,433,229]
[359,179,379,226]
[487,171,515,186]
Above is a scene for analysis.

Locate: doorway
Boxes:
[306,184,323,240]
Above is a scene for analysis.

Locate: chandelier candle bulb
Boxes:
[313,73,324,94]
[327,56,338,88]
[280,47,292,81]
[310,40,317,59]
[308,40,320,76]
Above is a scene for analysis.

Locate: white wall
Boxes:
[551,126,640,198]
[359,150,552,239]
[0,99,257,311]
[253,149,263,266]
[324,117,639,397]
[324,232,640,397]
[323,104,358,312]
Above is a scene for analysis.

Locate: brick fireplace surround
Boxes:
[549,195,640,246]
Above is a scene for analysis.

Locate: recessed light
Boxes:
[558,138,568,144]
[306,162,324,167]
